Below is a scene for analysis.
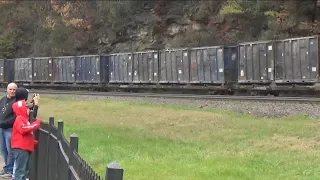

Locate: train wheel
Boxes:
[250,91,258,96]
[272,91,279,96]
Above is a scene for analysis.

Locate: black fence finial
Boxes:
[70,133,79,154]
[57,120,64,132]
[106,161,123,180]
[49,117,54,126]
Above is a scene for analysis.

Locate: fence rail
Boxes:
[29,117,124,180]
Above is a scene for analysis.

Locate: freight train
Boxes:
[1,35,320,96]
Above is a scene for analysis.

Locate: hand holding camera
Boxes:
[32,93,40,105]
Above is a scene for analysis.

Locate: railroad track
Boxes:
[0,88,319,103]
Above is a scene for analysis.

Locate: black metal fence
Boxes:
[29,117,124,180]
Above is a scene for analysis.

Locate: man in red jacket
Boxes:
[11,100,41,180]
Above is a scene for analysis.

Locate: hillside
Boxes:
[0,0,320,58]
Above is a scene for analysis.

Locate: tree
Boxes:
[0,29,16,58]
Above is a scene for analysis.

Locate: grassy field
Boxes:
[35,95,320,180]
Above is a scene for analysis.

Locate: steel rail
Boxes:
[0,89,319,103]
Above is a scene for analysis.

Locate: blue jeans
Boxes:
[0,128,5,171]
[12,149,30,180]
[1,128,14,174]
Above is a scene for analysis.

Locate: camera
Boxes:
[30,93,39,104]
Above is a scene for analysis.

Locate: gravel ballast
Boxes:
[46,94,320,119]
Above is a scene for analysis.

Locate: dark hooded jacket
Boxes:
[0,95,16,129]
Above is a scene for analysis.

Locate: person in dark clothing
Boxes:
[0,83,17,178]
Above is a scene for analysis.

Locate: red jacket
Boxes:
[12,100,41,152]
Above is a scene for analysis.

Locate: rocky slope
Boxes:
[0,0,320,58]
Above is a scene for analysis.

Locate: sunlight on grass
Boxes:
[36,95,320,180]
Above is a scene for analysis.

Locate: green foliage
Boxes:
[220,2,244,15]
[220,0,281,40]
[222,0,273,17]
[99,1,139,28]
[264,10,280,17]
[49,24,75,56]
[0,29,16,58]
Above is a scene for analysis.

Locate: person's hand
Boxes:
[33,94,40,105]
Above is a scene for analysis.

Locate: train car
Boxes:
[109,53,133,84]
[32,57,53,83]
[238,40,275,84]
[132,51,159,84]
[52,56,76,83]
[159,48,189,84]
[189,46,238,85]
[75,55,110,84]
[237,40,276,95]
[14,58,33,83]
[0,59,14,85]
[0,59,12,87]
[272,35,320,94]
[275,36,319,84]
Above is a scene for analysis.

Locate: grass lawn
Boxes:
[36,95,320,180]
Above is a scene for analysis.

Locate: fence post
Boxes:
[46,117,54,180]
[57,120,64,135]
[57,120,64,142]
[56,120,64,180]
[49,117,54,127]
[30,117,41,180]
[105,161,123,180]
[68,134,79,179]
[69,134,79,157]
